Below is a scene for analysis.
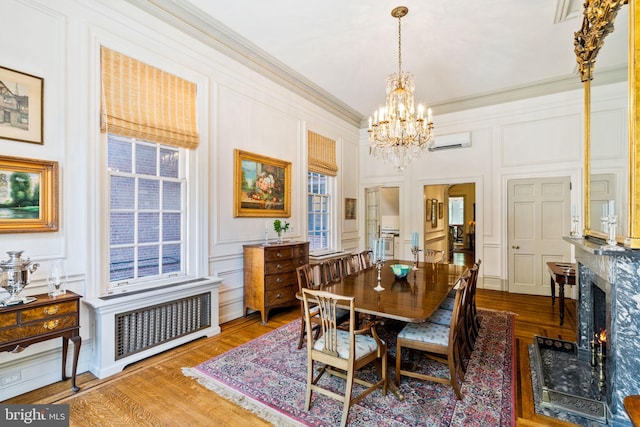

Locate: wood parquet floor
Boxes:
[4,287,579,426]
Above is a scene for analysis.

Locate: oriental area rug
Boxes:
[183,310,515,427]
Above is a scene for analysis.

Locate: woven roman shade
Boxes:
[308,131,338,176]
[100,47,199,149]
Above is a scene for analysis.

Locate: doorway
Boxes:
[423,183,475,266]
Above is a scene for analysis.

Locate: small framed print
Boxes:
[345,198,356,220]
[439,202,444,219]
[0,66,43,144]
[431,199,438,227]
[426,199,432,221]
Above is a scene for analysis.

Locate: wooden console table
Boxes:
[547,262,576,326]
[0,291,82,392]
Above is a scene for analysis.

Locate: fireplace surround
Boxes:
[566,237,640,426]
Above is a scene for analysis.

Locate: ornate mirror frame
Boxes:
[575,0,638,247]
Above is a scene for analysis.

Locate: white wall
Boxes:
[0,0,358,399]
[360,82,627,291]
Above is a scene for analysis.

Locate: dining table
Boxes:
[300,259,468,400]
[322,260,468,322]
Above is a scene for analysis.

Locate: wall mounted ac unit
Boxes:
[428,131,471,151]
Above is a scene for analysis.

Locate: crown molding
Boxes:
[124,0,363,127]
[125,0,627,130]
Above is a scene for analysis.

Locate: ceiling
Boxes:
[128,0,629,126]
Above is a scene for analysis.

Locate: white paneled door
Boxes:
[507,177,571,295]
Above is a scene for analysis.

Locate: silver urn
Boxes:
[0,250,39,306]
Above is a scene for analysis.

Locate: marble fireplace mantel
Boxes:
[565,236,640,427]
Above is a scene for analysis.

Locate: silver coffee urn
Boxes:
[0,250,39,306]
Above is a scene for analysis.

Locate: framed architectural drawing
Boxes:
[0,66,43,144]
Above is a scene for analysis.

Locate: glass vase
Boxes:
[48,259,67,297]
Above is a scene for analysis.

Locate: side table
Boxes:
[0,291,82,392]
[546,262,576,326]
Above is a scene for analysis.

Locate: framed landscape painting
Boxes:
[0,66,43,144]
[0,155,58,233]
[234,149,291,218]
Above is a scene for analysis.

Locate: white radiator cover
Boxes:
[84,277,221,379]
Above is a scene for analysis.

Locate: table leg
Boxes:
[550,277,556,305]
[62,335,82,392]
[70,336,81,392]
[375,359,404,400]
[559,282,565,325]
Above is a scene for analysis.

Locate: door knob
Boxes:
[512,245,520,249]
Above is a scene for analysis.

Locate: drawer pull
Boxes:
[276,293,282,299]
[276,277,283,283]
[43,320,60,330]
[276,252,283,258]
[276,264,283,269]
[44,305,60,315]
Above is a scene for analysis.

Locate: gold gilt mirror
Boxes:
[575,0,639,247]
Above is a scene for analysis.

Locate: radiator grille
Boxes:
[115,293,211,360]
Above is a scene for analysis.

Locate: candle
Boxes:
[602,204,608,218]
[427,108,433,123]
[572,205,577,216]
[609,200,615,216]
[380,239,385,261]
[373,239,378,262]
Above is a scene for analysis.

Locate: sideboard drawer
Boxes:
[264,247,294,261]
[0,312,16,328]
[0,314,78,342]
[265,286,298,306]
[21,300,78,322]
[265,271,297,290]
[265,259,295,275]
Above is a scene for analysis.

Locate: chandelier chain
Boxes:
[397,13,402,79]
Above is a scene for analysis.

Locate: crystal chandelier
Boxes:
[368,6,434,171]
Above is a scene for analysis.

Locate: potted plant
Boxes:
[273,219,289,243]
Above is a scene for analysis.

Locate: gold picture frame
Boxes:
[439,202,444,219]
[345,198,356,220]
[431,199,438,228]
[0,66,43,144]
[426,199,432,221]
[0,155,58,233]
[234,149,291,218]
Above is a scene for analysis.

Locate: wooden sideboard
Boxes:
[243,241,309,324]
[0,291,82,392]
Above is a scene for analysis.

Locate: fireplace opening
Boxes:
[593,283,606,339]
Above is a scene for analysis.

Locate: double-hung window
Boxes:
[307,172,331,251]
[101,47,198,294]
[108,135,185,289]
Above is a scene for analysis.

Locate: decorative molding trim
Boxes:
[124,0,362,127]
[125,0,627,130]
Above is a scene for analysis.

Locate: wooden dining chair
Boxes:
[359,250,375,269]
[297,264,350,349]
[424,248,445,264]
[301,288,387,427]
[395,276,469,399]
[296,264,323,349]
[322,258,343,283]
[345,253,363,275]
[431,262,481,353]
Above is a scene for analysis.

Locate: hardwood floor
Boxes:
[4,288,578,426]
